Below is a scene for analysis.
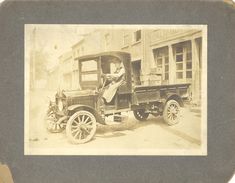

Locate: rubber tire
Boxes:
[133,109,149,121]
[163,100,181,125]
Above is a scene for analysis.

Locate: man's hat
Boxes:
[112,57,121,63]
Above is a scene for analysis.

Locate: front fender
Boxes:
[67,104,86,112]
[67,104,105,125]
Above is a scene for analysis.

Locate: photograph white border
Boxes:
[24,24,207,156]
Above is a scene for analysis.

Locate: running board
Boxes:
[104,108,131,115]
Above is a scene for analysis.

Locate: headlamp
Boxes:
[58,99,64,111]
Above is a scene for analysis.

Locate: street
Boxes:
[26,90,202,155]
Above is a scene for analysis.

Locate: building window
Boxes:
[133,30,141,42]
[153,46,169,81]
[175,44,184,79]
[174,41,192,82]
[185,43,192,78]
[104,33,111,50]
[123,34,129,47]
[165,56,169,80]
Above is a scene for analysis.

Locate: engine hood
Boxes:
[63,89,97,98]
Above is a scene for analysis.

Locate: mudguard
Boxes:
[165,93,184,107]
[67,104,105,125]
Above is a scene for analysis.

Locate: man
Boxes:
[102,58,125,103]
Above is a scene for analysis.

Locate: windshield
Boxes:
[80,59,98,82]
[81,59,97,72]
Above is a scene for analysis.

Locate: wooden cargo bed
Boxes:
[133,83,190,104]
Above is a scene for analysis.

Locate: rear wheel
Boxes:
[163,100,181,125]
[133,109,149,121]
[66,110,97,144]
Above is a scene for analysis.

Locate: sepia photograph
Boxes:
[24,24,207,155]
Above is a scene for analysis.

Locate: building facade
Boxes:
[57,28,204,104]
[121,29,203,104]
[47,65,60,91]
[58,51,73,90]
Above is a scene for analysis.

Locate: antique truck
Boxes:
[46,51,190,144]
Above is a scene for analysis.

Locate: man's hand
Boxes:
[101,73,106,78]
[101,74,117,81]
[104,74,113,80]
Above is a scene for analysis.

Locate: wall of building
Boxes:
[58,51,73,90]
[119,29,203,104]
[147,29,203,104]
[47,65,60,91]
[58,28,203,104]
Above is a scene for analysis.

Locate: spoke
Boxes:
[73,120,79,125]
[83,128,90,134]
[84,116,90,123]
[72,128,79,133]
[86,121,93,125]
[74,131,80,139]
[77,116,81,123]
[79,131,82,139]
[175,114,178,119]
[168,114,172,120]
[81,115,85,123]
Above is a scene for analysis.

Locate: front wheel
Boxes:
[46,112,65,133]
[133,109,149,121]
[66,110,97,144]
[163,100,181,125]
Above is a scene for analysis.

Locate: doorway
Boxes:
[131,60,141,85]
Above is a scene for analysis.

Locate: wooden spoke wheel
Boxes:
[163,100,181,125]
[66,110,97,144]
[46,113,64,133]
[133,109,149,121]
